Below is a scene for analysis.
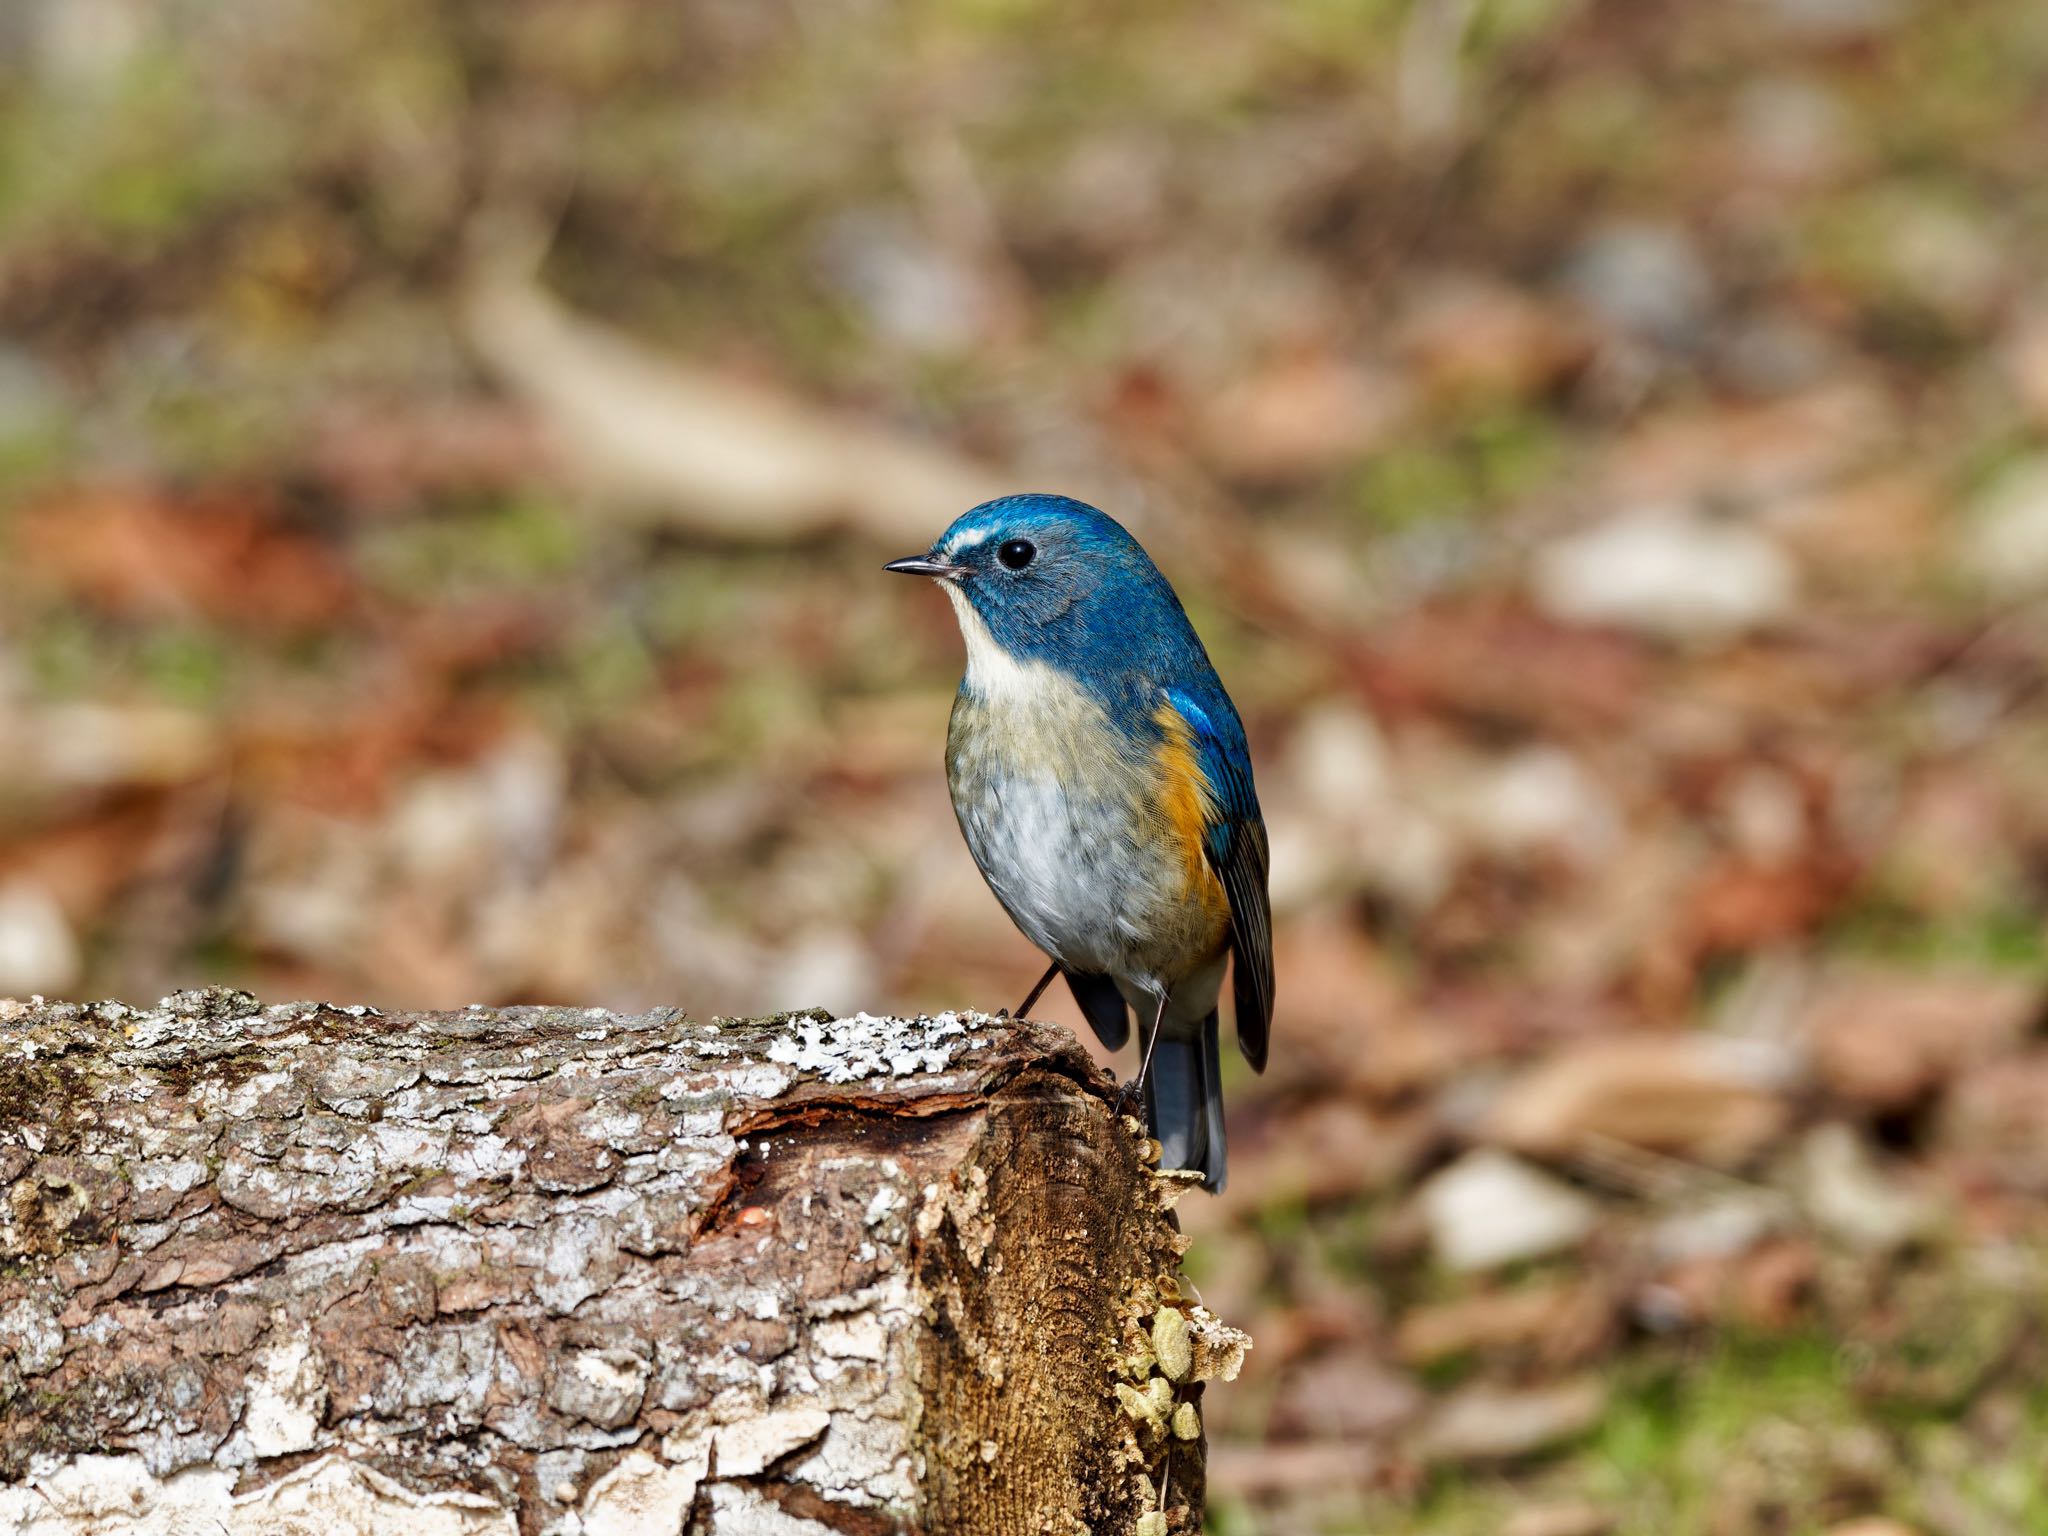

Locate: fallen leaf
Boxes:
[2001,306,2048,430]
[13,486,357,632]
[1940,1052,2048,1195]
[1502,1505,1617,1536]
[0,703,217,798]
[1957,455,2048,594]
[307,396,554,515]
[0,789,188,924]
[1198,348,1411,484]
[1803,968,2038,1112]
[1394,1282,1614,1368]
[1267,1349,1425,1442]
[1204,1440,1381,1499]
[1392,276,1594,405]
[1486,1036,1793,1166]
[1646,1235,1816,1332]
[1797,1124,1941,1252]
[1601,385,1892,509]
[1215,1098,1436,1215]
[1771,473,1941,588]
[463,269,1003,544]
[1416,1377,1608,1464]
[1531,508,1797,644]
[1417,1150,1599,1271]
[1357,597,1653,736]
[0,878,80,993]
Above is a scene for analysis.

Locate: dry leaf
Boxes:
[1486,1036,1792,1166]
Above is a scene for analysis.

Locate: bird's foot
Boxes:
[1112,1077,1142,1119]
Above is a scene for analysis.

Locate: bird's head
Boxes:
[885,494,1176,672]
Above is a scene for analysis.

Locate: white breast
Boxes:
[945,656,1186,986]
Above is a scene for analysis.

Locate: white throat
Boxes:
[941,583,1056,706]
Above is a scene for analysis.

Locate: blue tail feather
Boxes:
[1141,1010,1227,1192]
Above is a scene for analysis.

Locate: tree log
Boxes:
[0,990,1245,1535]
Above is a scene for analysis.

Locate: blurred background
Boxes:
[5,0,2048,1531]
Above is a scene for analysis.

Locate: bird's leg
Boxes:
[1008,962,1059,1020]
[1115,989,1172,1118]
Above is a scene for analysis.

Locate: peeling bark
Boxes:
[0,990,1245,1535]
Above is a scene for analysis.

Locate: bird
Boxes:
[886,493,1272,1191]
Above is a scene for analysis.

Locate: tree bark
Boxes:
[0,990,1244,1536]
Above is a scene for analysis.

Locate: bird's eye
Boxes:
[997,539,1035,571]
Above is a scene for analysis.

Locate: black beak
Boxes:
[883,554,964,579]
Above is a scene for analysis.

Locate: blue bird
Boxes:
[887,494,1273,1191]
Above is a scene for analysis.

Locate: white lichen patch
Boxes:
[789,1412,919,1506]
[580,1106,648,1146]
[445,1132,525,1182]
[622,1272,925,1516]
[129,1156,211,1202]
[864,1184,906,1228]
[948,1165,995,1267]
[762,1012,987,1084]
[812,1314,888,1361]
[0,1454,517,1536]
[0,1298,62,1375]
[704,1479,841,1534]
[219,1070,298,1120]
[550,1350,650,1431]
[728,1064,794,1099]
[580,1442,709,1536]
[713,1406,831,1476]
[393,1321,499,1421]
[221,1332,325,1463]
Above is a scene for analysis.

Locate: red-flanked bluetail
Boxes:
[887,495,1272,1191]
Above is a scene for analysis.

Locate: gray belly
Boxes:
[946,695,1196,988]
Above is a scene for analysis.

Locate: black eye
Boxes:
[997,539,1035,571]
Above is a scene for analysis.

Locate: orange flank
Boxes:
[1152,702,1232,929]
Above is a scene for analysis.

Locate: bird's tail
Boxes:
[1141,1010,1227,1193]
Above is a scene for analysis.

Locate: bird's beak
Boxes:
[883,554,964,580]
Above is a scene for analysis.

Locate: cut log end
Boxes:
[0,990,1245,1535]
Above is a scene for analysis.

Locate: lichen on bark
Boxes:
[0,989,1228,1535]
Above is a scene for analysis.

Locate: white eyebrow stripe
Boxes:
[944,526,993,553]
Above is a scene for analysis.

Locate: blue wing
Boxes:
[1165,687,1273,1072]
